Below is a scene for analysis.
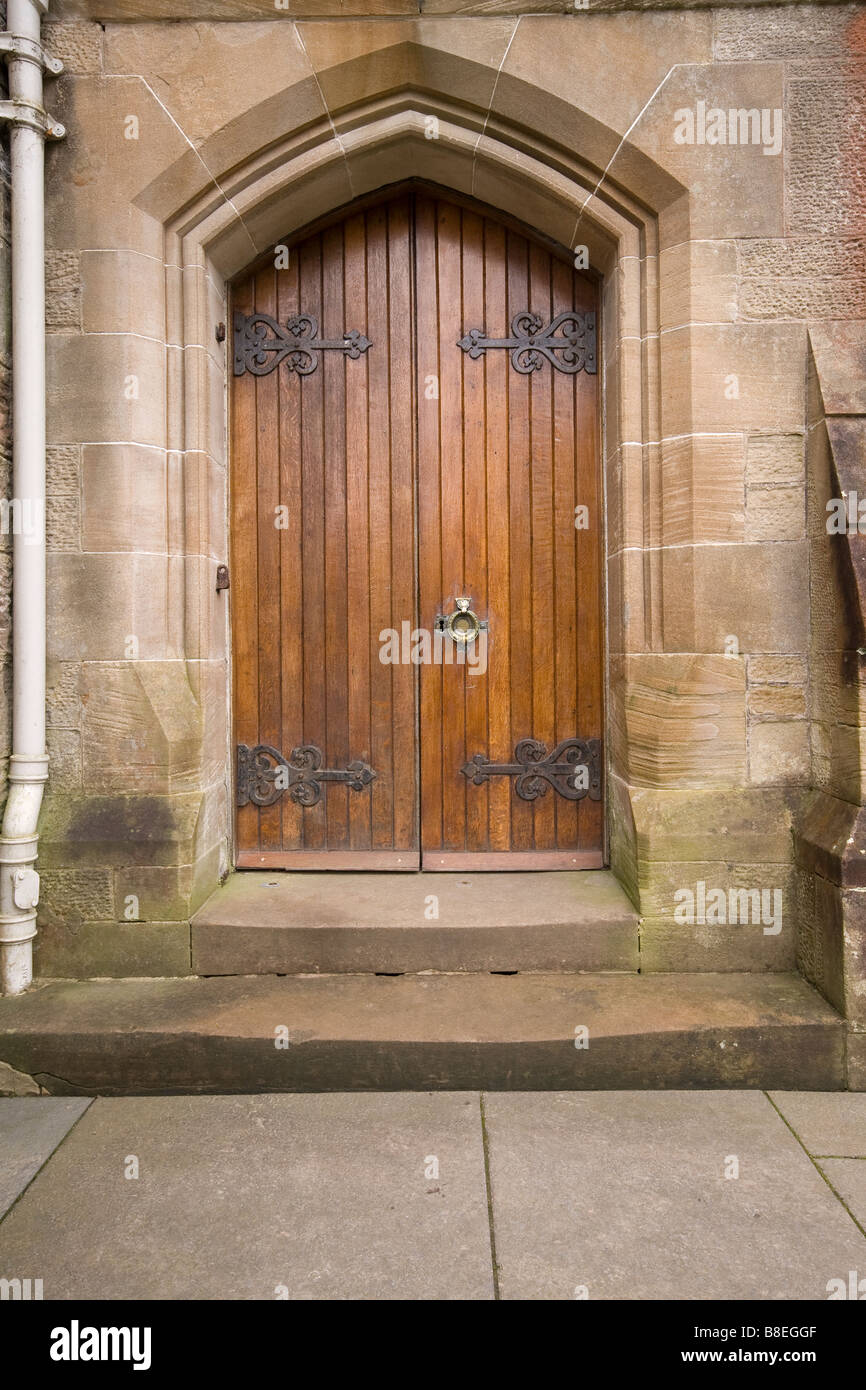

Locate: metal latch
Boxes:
[13,868,39,911]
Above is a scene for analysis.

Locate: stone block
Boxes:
[661,323,807,437]
[749,720,810,785]
[46,251,81,331]
[34,922,192,979]
[80,248,165,340]
[37,868,115,934]
[611,653,745,789]
[47,332,166,447]
[47,553,182,662]
[662,542,808,655]
[787,77,866,235]
[81,445,168,554]
[659,238,737,330]
[638,861,795,972]
[747,686,806,720]
[629,785,796,865]
[748,653,807,685]
[714,8,862,62]
[745,486,805,543]
[44,20,103,75]
[661,434,744,546]
[79,661,204,796]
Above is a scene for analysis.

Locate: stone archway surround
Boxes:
[38,22,803,989]
[169,100,666,910]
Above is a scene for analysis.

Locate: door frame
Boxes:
[227,179,608,871]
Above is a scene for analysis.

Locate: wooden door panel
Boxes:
[416,194,603,868]
[232,188,601,871]
[232,198,419,868]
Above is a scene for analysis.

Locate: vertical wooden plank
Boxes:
[482,216,512,852]
[254,263,282,853]
[528,244,556,851]
[230,275,259,856]
[552,255,579,851]
[366,204,395,850]
[574,267,603,855]
[322,222,350,850]
[344,211,372,852]
[277,245,303,852]
[417,194,445,860]
[461,209,488,852]
[298,235,327,851]
[506,232,533,852]
[437,200,467,851]
[388,198,418,852]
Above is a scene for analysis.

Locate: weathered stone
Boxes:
[769,1091,866,1156]
[714,7,865,62]
[0,1093,493,1300]
[44,20,103,74]
[191,870,640,975]
[610,653,746,789]
[0,1097,92,1218]
[34,923,191,980]
[749,720,810,785]
[484,1090,865,1301]
[0,971,846,1093]
[787,77,866,235]
[37,868,115,935]
[748,686,807,720]
[0,1060,40,1097]
[45,250,81,331]
[745,486,805,542]
[629,785,796,864]
[662,543,808,654]
[748,653,807,686]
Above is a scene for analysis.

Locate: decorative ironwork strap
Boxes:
[461,737,602,802]
[233,311,372,378]
[237,743,376,808]
[458,310,596,375]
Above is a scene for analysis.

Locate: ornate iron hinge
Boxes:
[461,737,602,802]
[233,311,372,378]
[237,743,376,808]
[458,310,596,375]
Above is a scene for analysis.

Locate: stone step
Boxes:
[190,870,640,974]
[0,971,845,1094]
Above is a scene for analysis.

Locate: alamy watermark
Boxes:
[673,101,783,156]
[674,881,782,935]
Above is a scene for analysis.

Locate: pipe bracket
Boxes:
[0,97,64,138]
[0,31,63,76]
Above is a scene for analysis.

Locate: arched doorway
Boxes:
[230,185,602,870]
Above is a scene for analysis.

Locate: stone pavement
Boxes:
[0,1092,864,1301]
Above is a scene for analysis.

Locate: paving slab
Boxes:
[0,1098,91,1218]
[817,1160,866,1231]
[191,870,640,974]
[769,1092,866,1155]
[0,973,845,1093]
[0,1094,493,1300]
[483,1092,866,1300]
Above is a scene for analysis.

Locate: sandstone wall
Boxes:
[20,2,866,992]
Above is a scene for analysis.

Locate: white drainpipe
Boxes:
[0,0,63,994]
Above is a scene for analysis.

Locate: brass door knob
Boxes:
[435,596,488,645]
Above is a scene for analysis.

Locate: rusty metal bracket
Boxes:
[237,743,376,808]
[0,97,64,138]
[458,310,596,375]
[233,310,372,378]
[0,32,64,76]
[462,737,602,802]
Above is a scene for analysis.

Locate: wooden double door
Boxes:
[231,188,603,870]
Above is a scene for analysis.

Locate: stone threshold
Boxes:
[190,869,641,974]
[0,971,845,1094]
